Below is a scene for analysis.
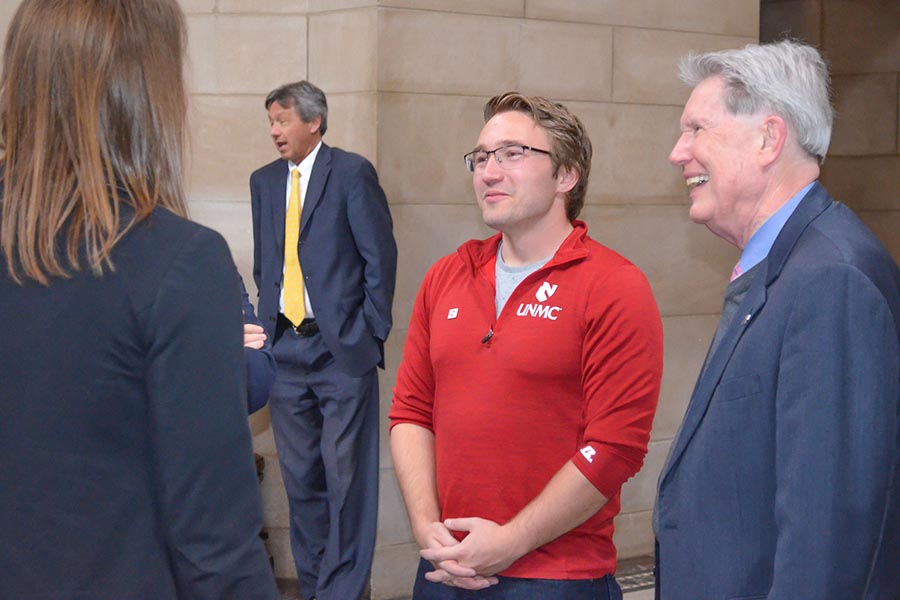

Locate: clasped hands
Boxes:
[418,517,528,590]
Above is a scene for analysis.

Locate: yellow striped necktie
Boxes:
[283,169,306,326]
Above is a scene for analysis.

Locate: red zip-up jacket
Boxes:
[389,221,663,579]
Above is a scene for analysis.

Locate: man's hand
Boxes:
[420,517,526,580]
[390,423,499,590]
[417,520,499,590]
[243,323,267,350]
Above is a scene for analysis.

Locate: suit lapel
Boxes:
[660,183,834,487]
[659,284,767,486]
[301,143,332,236]
[762,182,832,280]
[269,161,289,254]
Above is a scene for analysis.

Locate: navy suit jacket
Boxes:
[241,278,276,414]
[251,143,396,376]
[656,183,900,599]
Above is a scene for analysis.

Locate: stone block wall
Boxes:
[16,2,899,599]
[761,0,900,262]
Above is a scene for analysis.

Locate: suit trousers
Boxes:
[269,327,379,600]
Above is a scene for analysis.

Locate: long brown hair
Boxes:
[0,0,189,285]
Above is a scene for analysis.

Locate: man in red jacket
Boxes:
[389,92,664,599]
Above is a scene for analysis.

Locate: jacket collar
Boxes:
[269,143,332,249]
[761,181,832,287]
[456,219,591,274]
[301,142,331,235]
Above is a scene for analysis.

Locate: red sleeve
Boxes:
[572,264,663,499]
[388,266,436,432]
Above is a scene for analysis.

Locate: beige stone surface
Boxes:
[186,15,307,95]
[621,440,669,513]
[572,102,686,205]
[259,455,291,528]
[217,0,310,13]
[310,9,378,94]
[579,205,738,317]
[371,542,420,600]
[653,315,719,440]
[13,2,888,594]
[377,93,488,206]
[266,526,298,579]
[518,21,613,102]
[187,94,275,204]
[309,0,377,11]
[379,10,519,95]
[612,28,756,106]
[251,409,278,453]
[613,509,655,558]
[391,203,495,328]
[184,16,216,93]
[0,3,16,57]
[326,93,379,163]
[824,0,900,74]
[759,0,821,45]
[821,156,900,212]
[382,0,525,17]
[378,468,414,545]
[187,200,255,282]
[379,330,406,467]
[830,74,898,156]
[177,0,215,14]
[527,0,758,37]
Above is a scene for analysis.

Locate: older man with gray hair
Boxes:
[655,40,900,599]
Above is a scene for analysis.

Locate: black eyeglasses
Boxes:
[463,144,552,173]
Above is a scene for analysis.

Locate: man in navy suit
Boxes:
[250,80,397,600]
[655,41,900,599]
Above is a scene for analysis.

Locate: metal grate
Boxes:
[617,554,655,592]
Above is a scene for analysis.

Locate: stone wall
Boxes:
[761,0,900,262]
[0,1,888,596]
[29,2,900,599]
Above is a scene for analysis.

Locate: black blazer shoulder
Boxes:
[0,206,278,598]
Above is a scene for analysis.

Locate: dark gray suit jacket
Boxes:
[0,207,277,599]
[251,143,397,376]
[657,183,900,599]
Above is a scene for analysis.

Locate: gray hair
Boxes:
[679,40,833,163]
[265,80,328,136]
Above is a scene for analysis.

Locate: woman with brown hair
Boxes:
[0,1,277,597]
